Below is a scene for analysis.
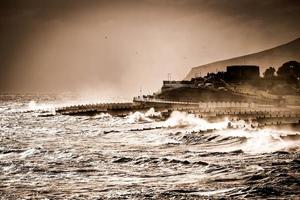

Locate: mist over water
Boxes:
[1,0,300,97]
[1,1,300,199]
[0,95,299,199]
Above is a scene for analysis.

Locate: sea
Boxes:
[0,94,299,199]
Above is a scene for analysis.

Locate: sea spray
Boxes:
[93,113,112,119]
[163,111,229,131]
[162,111,300,153]
[126,111,153,123]
[223,129,300,153]
[1,96,300,199]
[125,108,162,123]
[28,100,37,110]
[26,100,55,113]
[145,108,162,118]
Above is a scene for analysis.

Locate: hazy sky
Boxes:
[0,0,299,99]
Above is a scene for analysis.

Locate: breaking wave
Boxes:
[125,108,162,123]
[218,128,300,154]
[145,107,162,118]
[27,100,55,111]
[1,97,300,199]
[93,113,112,119]
[162,111,300,154]
[125,111,153,123]
[163,111,229,131]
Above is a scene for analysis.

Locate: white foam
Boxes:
[20,148,36,159]
[145,108,161,118]
[14,100,56,114]
[163,111,300,154]
[126,111,152,123]
[218,128,300,154]
[194,188,236,196]
[102,130,179,146]
[93,113,112,119]
[163,111,229,131]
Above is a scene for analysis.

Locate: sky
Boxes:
[0,0,299,100]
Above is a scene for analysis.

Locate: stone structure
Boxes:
[161,80,193,91]
[225,65,260,82]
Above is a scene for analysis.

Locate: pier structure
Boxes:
[54,98,200,115]
[171,104,300,126]
[52,98,300,126]
[55,102,146,116]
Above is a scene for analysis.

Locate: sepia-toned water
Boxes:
[0,95,299,199]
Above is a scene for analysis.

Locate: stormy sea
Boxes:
[0,95,299,199]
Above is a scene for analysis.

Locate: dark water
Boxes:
[0,95,299,199]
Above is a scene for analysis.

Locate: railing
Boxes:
[133,97,199,105]
[133,97,277,109]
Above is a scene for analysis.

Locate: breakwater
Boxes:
[50,99,300,127]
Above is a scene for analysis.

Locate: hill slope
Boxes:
[184,37,300,80]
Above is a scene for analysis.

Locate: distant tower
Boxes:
[168,73,172,81]
[139,88,142,98]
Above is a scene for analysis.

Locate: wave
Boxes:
[163,111,229,131]
[218,129,300,154]
[15,102,300,154]
[145,108,162,118]
[27,100,55,111]
[125,111,153,123]
[162,111,300,154]
[5,100,56,114]
[93,113,112,119]
[125,108,162,123]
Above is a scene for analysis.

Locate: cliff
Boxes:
[184,37,300,80]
